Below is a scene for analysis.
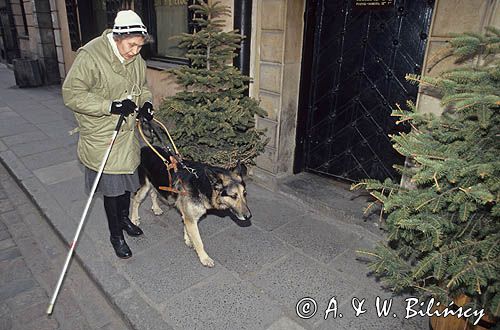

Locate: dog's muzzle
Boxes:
[234,207,252,221]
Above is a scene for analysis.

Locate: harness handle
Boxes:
[136,119,189,196]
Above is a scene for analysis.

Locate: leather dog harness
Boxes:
[136,119,189,196]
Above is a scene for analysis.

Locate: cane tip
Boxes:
[46,304,54,315]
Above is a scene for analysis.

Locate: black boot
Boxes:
[118,192,143,237]
[104,195,132,259]
[110,235,132,259]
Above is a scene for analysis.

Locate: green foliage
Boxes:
[354,29,500,318]
[157,0,267,168]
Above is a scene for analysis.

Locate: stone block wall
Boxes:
[10,0,60,84]
[250,0,305,182]
[10,0,29,58]
[417,0,499,115]
[35,0,60,84]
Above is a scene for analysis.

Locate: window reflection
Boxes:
[154,0,188,59]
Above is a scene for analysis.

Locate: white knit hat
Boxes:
[112,10,148,36]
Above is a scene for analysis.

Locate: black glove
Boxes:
[137,101,154,122]
[110,99,137,117]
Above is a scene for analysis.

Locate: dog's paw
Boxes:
[131,217,141,226]
[200,255,215,268]
[152,206,163,216]
[184,236,193,248]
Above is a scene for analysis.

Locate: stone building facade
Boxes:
[2,0,60,84]
[1,0,498,188]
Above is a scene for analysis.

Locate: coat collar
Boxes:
[101,30,138,73]
[107,32,125,63]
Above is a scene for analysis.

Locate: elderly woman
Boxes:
[62,10,154,259]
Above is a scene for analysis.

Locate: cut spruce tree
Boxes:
[156,0,267,168]
[352,28,500,323]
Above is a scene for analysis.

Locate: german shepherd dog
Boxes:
[131,146,252,267]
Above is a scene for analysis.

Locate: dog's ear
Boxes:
[205,168,223,190]
[233,160,247,177]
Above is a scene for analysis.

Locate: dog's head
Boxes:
[205,162,252,221]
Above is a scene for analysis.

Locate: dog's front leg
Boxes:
[179,209,214,267]
[183,227,193,248]
[131,180,151,225]
[150,188,164,216]
[183,219,214,267]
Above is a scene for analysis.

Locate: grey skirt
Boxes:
[85,167,140,197]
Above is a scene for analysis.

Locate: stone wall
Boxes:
[417,0,499,114]
[10,0,60,84]
[10,0,31,59]
[9,0,26,58]
[54,0,73,78]
[250,0,305,185]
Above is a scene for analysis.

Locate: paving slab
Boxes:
[18,107,66,125]
[0,257,33,285]
[0,198,14,213]
[0,229,10,240]
[34,119,79,140]
[246,183,306,232]
[161,270,284,330]
[78,248,132,295]
[0,110,22,121]
[43,174,87,217]
[0,246,22,261]
[118,238,221,305]
[205,224,290,275]
[0,150,34,181]
[10,138,73,157]
[32,159,83,185]
[279,173,383,235]
[248,252,358,327]
[267,317,307,330]
[0,278,37,300]
[274,216,361,264]
[5,286,48,311]
[113,288,174,330]
[0,122,39,138]
[21,146,75,170]
[2,131,49,147]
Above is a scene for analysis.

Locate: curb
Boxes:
[0,152,140,329]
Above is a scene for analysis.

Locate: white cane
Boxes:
[46,113,127,315]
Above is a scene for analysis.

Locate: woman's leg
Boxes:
[103,195,132,259]
[117,191,143,236]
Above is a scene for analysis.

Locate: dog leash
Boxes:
[138,118,198,178]
[136,118,194,196]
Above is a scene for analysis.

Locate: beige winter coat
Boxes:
[62,30,152,174]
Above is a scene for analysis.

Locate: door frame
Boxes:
[293,0,319,174]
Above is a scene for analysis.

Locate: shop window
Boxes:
[65,0,132,51]
[65,0,81,51]
[65,0,194,64]
[139,0,196,64]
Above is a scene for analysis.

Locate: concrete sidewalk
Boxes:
[0,64,428,330]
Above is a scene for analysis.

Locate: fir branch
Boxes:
[446,258,500,290]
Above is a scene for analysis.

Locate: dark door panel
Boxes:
[296,0,434,182]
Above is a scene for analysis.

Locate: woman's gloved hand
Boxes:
[110,99,137,117]
[137,101,154,122]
